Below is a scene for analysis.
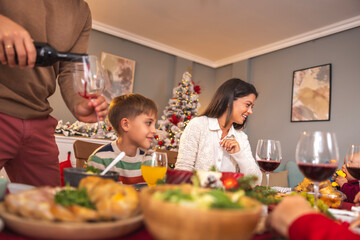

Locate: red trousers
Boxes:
[0,113,60,187]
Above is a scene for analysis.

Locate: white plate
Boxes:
[328,209,360,234]
[7,183,34,194]
[271,186,292,193]
[328,208,358,223]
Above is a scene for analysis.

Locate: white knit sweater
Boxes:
[175,116,262,185]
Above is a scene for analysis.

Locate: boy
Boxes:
[88,93,158,184]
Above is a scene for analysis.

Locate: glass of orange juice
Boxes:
[141,151,168,187]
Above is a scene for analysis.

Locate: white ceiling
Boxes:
[86,0,360,68]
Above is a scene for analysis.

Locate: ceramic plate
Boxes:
[328,208,358,223]
[0,203,143,240]
[7,183,34,194]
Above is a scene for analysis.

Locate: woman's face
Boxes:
[230,93,256,125]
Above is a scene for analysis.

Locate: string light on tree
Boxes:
[153,71,201,151]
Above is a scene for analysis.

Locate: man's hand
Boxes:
[0,15,36,68]
[74,96,108,123]
[268,196,315,237]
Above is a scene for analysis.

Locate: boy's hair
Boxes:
[108,93,158,134]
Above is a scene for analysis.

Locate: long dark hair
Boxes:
[201,78,258,130]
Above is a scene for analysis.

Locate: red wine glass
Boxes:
[345,144,360,189]
[72,55,106,138]
[295,131,339,209]
[255,139,282,188]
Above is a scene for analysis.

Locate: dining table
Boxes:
[0,226,277,240]
[0,168,356,240]
[0,202,355,240]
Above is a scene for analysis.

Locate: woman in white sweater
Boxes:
[175,78,262,185]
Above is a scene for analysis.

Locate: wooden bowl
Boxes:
[140,185,262,240]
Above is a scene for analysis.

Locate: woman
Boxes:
[175,78,262,185]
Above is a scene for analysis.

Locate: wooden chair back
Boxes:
[73,140,104,168]
[155,149,178,169]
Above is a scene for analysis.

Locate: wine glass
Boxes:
[141,151,168,187]
[255,139,282,188]
[295,131,339,209]
[344,144,360,188]
[72,55,106,138]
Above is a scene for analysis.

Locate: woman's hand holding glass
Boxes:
[141,151,168,187]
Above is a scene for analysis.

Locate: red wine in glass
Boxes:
[345,145,360,189]
[255,139,282,187]
[72,55,106,138]
[297,163,337,182]
[78,93,100,100]
[257,159,280,172]
[346,167,360,180]
[77,82,102,100]
[295,131,339,209]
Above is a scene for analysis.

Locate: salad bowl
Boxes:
[140,184,262,240]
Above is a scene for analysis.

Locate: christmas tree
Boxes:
[153,72,201,151]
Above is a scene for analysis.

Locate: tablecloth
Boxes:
[0,227,276,240]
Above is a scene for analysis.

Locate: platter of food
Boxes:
[294,177,346,208]
[0,203,143,240]
[0,176,143,240]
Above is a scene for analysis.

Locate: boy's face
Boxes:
[126,113,157,149]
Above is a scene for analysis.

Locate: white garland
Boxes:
[55,120,117,140]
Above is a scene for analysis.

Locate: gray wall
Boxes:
[49,30,215,122]
[246,27,360,166]
[49,26,360,167]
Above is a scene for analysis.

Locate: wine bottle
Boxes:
[15,42,88,67]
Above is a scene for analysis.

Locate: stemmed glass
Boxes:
[141,151,168,187]
[344,145,360,188]
[255,139,282,188]
[72,55,106,138]
[295,131,339,209]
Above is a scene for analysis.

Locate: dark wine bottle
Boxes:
[15,42,88,67]
[34,42,88,66]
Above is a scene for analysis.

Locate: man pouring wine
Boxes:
[0,0,108,187]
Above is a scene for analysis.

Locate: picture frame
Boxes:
[100,52,136,101]
[291,63,332,122]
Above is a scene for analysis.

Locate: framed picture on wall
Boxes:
[291,63,332,122]
[100,52,136,102]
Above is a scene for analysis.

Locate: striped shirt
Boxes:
[88,141,145,185]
